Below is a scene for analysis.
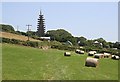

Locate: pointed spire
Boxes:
[40,9,42,15]
[37,10,45,37]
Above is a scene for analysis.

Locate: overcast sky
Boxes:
[2,2,118,42]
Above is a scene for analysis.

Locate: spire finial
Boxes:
[40,9,42,15]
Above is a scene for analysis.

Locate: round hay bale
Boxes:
[75,49,84,54]
[80,50,84,54]
[88,51,97,56]
[94,54,104,59]
[112,55,120,60]
[115,56,120,60]
[85,57,99,67]
[64,52,71,56]
[104,53,111,58]
[75,49,80,53]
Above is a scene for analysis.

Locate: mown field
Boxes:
[0,43,2,81]
[2,43,118,80]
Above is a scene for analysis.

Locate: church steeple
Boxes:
[37,10,45,37]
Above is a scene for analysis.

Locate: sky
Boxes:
[2,2,118,42]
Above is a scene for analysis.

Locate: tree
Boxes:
[113,42,120,49]
[86,40,94,46]
[94,38,110,48]
[68,37,77,45]
[26,31,36,36]
[108,42,114,48]
[94,38,105,43]
[0,24,15,32]
[76,36,87,46]
[46,29,75,43]
[16,31,28,36]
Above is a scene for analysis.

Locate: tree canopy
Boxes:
[76,36,87,46]
[0,24,15,32]
[46,29,77,45]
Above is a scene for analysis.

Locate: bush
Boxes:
[2,37,11,43]
[11,39,20,44]
[2,37,39,48]
[0,37,1,43]
[50,41,62,45]
[22,41,39,48]
[15,31,28,36]
[51,45,67,50]
[38,41,50,47]
[2,37,23,44]
[51,44,76,51]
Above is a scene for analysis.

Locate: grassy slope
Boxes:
[0,32,40,42]
[2,43,118,80]
[0,43,2,81]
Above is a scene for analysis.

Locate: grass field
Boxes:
[0,32,40,42]
[2,43,118,80]
[0,43,2,81]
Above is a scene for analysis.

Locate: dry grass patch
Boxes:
[0,32,40,42]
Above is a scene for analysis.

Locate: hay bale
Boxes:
[80,50,84,54]
[94,54,104,59]
[85,57,99,67]
[115,56,120,60]
[64,52,71,56]
[104,53,111,58]
[88,51,97,56]
[112,55,120,60]
[75,49,80,53]
[75,49,84,54]
[112,55,115,58]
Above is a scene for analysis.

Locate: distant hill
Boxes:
[0,32,40,42]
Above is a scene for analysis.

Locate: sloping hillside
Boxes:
[0,32,40,42]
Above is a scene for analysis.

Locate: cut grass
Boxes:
[0,43,2,81]
[2,43,118,80]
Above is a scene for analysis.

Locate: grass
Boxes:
[2,43,118,80]
[0,32,40,42]
[0,43,2,81]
